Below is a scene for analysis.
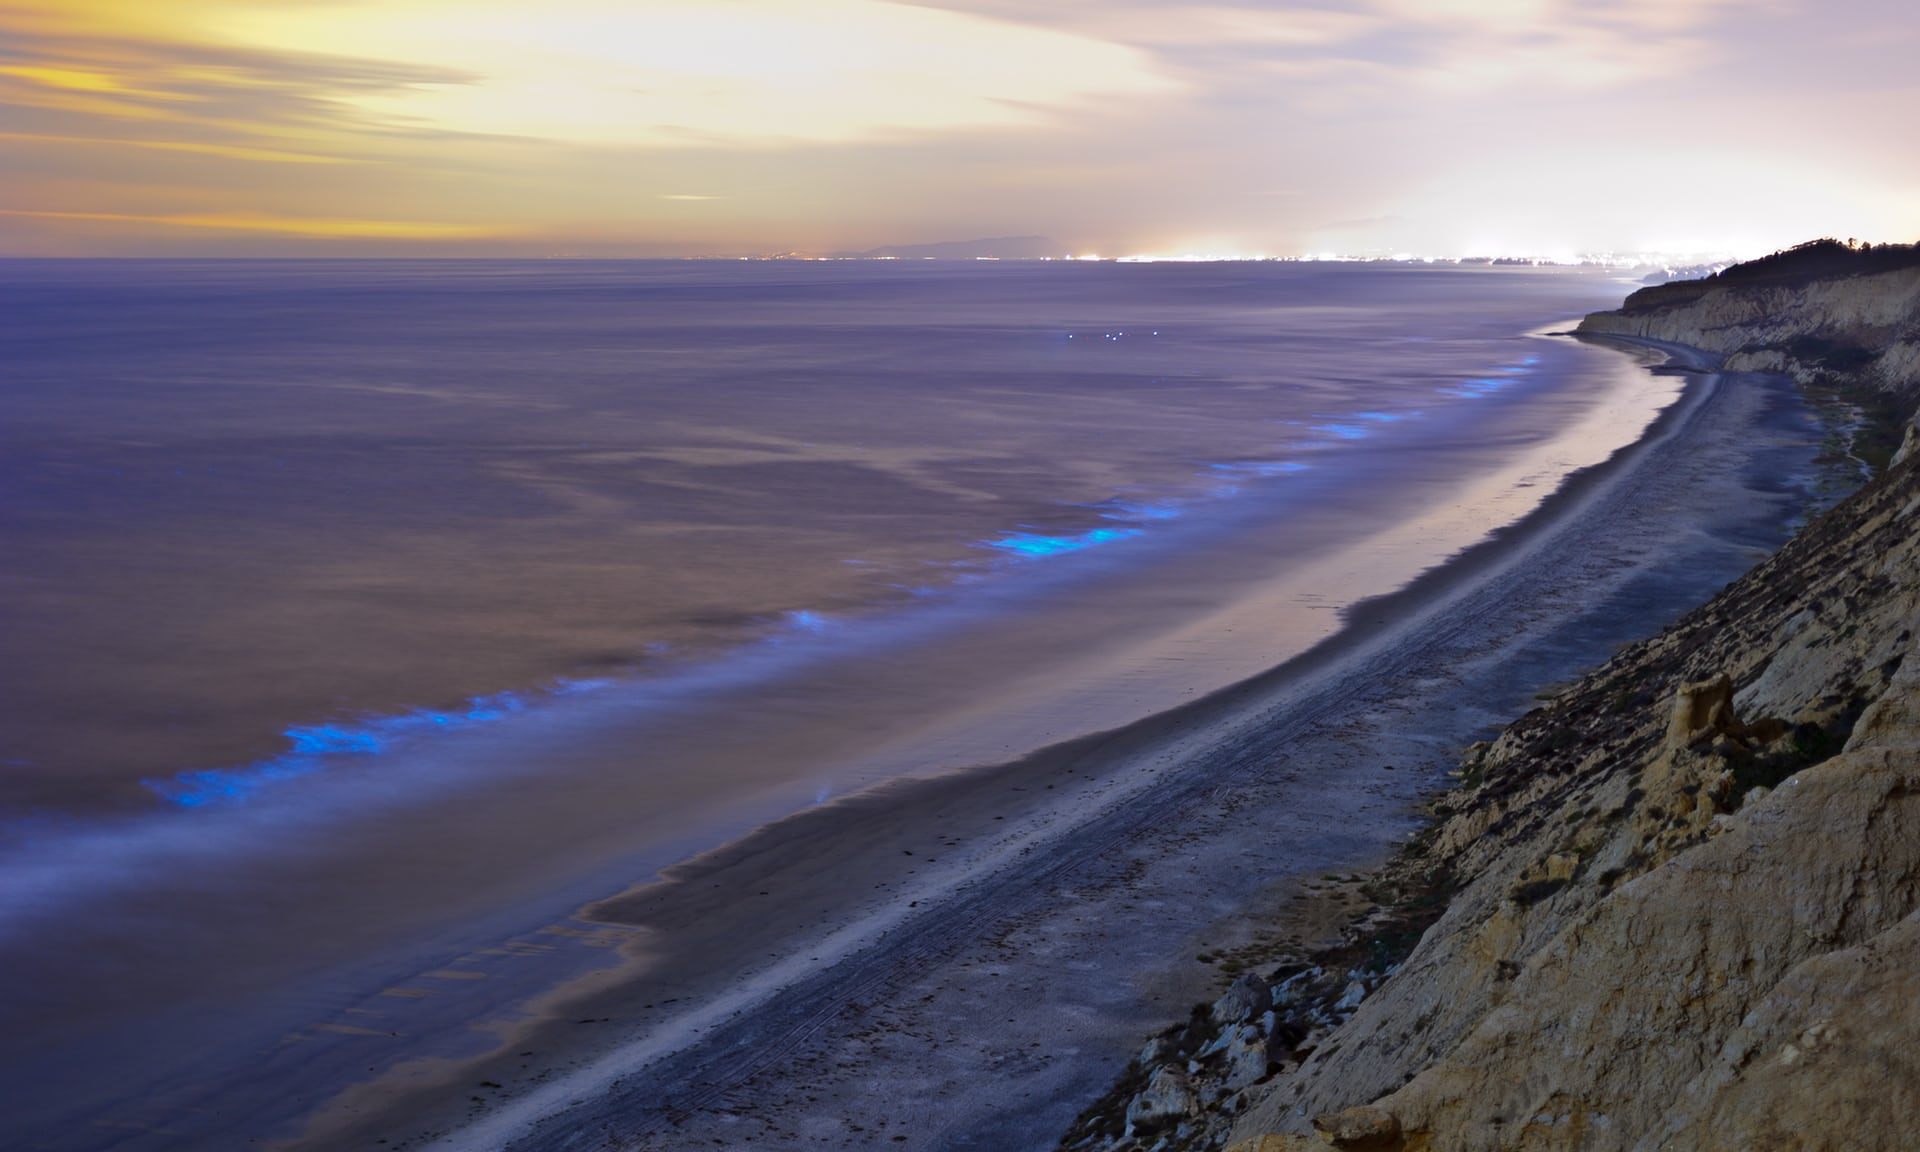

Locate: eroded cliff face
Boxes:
[1577,256,1920,463]
[1246,455,1919,1152]
[1067,261,1920,1152]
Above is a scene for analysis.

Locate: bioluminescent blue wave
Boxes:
[1441,358,1539,399]
[785,610,830,633]
[0,258,1625,953]
[985,526,1143,558]
[144,688,576,808]
[130,352,1433,813]
[1209,460,1312,479]
[1097,500,1184,522]
[1313,423,1371,440]
[6,260,1605,842]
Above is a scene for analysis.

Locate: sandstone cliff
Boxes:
[1578,239,1920,464]
[1066,243,1920,1152]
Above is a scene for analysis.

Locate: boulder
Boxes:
[1139,1033,1174,1066]
[1223,1029,1271,1090]
[1125,1067,1197,1134]
[1213,972,1272,1025]
[1332,981,1367,1014]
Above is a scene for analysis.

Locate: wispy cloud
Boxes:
[0,0,1912,258]
[0,0,1182,249]
[0,207,501,239]
[0,129,348,164]
[935,0,1770,90]
[1363,0,1775,90]
[202,0,1176,149]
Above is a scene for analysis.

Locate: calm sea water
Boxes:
[4,259,1623,816]
[0,259,1648,1146]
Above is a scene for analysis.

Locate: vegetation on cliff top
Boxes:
[1620,237,1920,314]
[1583,236,1920,471]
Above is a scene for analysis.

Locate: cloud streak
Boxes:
[0,0,1914,255]
[0,206,502,239]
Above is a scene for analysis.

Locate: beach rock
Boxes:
[1330,981,1366,1014]
[1126,1067,1198,1133]
[1195,1027,1236,1060]
[1211,973,1271,1025]
[1140,1034,1175,1066]
[1270,968,1316,1006]
[1222,1030,1270,1090]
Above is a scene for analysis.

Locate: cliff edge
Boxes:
[1579,238,1920,465]
[1066,241,1920,1152]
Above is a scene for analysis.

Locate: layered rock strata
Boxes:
[1578,240,1920,464]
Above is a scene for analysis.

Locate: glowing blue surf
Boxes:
[985,526,1143,559]
[137,356,1496,811]
[1313,423,1371,440]
[1210,460,1311,479]
[1097,500,1184,523]
[1442,357,1538,399]
[785,610,830,633]
[144,687,594,808]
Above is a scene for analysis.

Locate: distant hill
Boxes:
[1580,236,1920,467]
[1619,238,1920,313]
[1638,263,1730,287]
[831,236,1059,260]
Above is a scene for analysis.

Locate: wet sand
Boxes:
[281,338,1838,1150]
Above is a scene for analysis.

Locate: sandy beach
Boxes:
[1,264,1695,1152]
[270,337,1841,1150]
[8,3,1908,1146]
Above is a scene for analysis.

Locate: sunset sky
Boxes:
[2,0,1916,258]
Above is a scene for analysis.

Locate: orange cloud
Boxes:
[0,0,1913,258]
[0,207,502,239]
[0,130,346,163]
[207,0,1175,148]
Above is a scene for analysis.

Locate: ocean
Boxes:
[0,259,1658,1146]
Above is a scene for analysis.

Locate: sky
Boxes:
[1,0,1916,258]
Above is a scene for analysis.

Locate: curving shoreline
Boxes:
[287,334,1842,1150]
[2,296,1688,1152]
[1167,246,1920,1152]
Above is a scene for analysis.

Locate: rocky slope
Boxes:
[1065,242,1920,1152]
